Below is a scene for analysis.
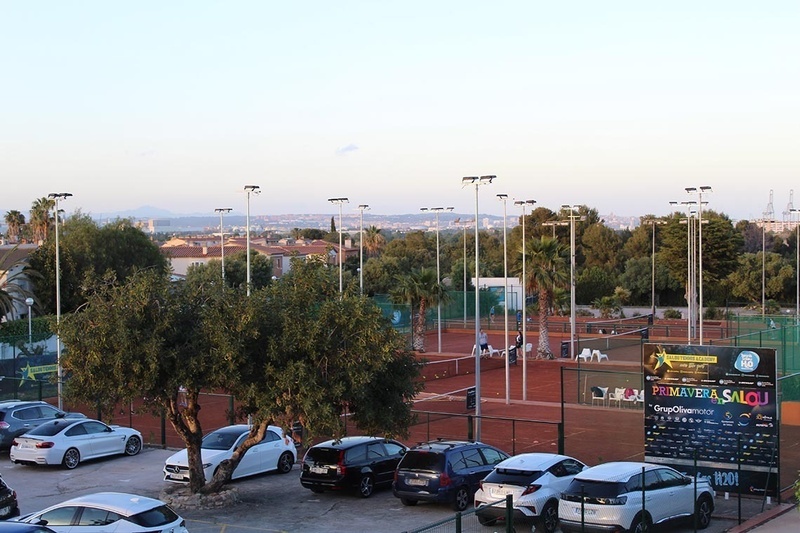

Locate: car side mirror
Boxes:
[55,413,66,419]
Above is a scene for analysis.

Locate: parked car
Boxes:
[474,453,588,532]
[558,461,715,533]
[300,436,407,497]
[163,424,296,483]
[0,474,19,520]
[0,401,85,450]
[392,439,509,511]
[9,418,142,469]
[13,491,188,532]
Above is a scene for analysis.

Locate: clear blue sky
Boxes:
[2,1,798,223]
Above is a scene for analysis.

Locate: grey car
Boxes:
[0,400,86,449]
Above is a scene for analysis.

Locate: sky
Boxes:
[2,1,799,223]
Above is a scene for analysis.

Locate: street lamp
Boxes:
[686,186,712,344]
[244,185,261,296]
[420,206,454,353]
[462,175,495,442]
[561,205,584,360]
[328,198,349,293]
[542,220,568,238]
[357,204,370,295]
[671,200,700,343]
[514,199,535,401]
[214,208,232,283]
[497,194,510,404]
[642,218,667,318]
[25,297,34,345]
[791,208,800,325]
[455,218,474,327]
[48,192,72,410]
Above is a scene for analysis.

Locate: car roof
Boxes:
[43,492,165,516]
[575,462,664,482]
[494,453,572,471]
[311,436,392,449]
[209,424,284,436]
[0,400,49,410]
[409,439,483,452]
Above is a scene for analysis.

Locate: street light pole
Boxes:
[215,208,232,283]
[497,194,510,404]
[686,187,712,344]
[420,206,453,353]
[456,218,473,328]
[561,205,583,360]
[357,204,370,295]
[792,208,800,325]
[643,218,666,318]
[328,198,349,293]
[25,297,34,345]
[48,192,72,410]
[243,185,261,296]
[462,175,495,442]
[515,199,535,401]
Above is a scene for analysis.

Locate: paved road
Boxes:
[0,446,785,533]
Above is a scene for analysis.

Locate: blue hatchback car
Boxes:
[392,439,509,511]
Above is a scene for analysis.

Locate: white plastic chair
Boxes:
[591,349,609,362]
[591,386,608,406]
[525,343,533,357]
[577,348,592,362]
[608,387,626,408]
[622,388,639,408]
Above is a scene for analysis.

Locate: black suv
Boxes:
[300,436,407,497]
[0,400,86,449]
[393,439,509,511]
[0,473,19,519]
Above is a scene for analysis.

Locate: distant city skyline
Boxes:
[3,2,798,223]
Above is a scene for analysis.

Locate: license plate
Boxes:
[310,466,328,474]
[407,478,427,486]
[573,507,596,516]
[166,474,185,481]
[492,487,515,497]
[0,505,10,516]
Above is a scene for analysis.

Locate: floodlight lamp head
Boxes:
[496,194,508,200]
[358,204,370,210]
[462,176,479,184]
[48,192,72,200]
[446,206,454,211]
[479,175,496,183]
[215,207,233,213]
[244,185,261,193]
[685,187,697,193]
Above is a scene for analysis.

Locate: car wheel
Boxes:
[477,514,497,526]
[538,499,559,533]
[696,495,713,529]
[400,497,417,506]
[125,435,142,456]
[452,486,470,512]
[277,452,294,474]
[62,448,80,469]
[630,513,652,533]
[359,474,375,498]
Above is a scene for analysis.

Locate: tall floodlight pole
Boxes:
[792,208,800,325]
[328,198,349,293]
[686,187,712,344]
[561,205,583,360]
[457,219,474,327]
[48,192,72,410]
[357,204,370,295]
[643,218,666,318]
[420,206,454,353]
[215,208,232,283]
[515,199,535,401]
[672,200,697,343]
[26,297,34,345]
[243,185,260,296]
[462,175,495,442]
[497,194,510,404]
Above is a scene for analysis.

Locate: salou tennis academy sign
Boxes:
[643,344,778,497]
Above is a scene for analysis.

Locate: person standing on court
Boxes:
[478,329,489,356]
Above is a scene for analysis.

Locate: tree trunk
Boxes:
[201,422,269,494]
[537,289,553,358]
[413,301,427,352]
[165,389,205,494]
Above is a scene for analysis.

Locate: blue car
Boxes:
[393,439,509,511]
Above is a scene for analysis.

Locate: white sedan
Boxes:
[474,453,588,533]
[9,419,142,470]
[14,491,188,532]
[163,424,296,483]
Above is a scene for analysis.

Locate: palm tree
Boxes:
[519,236,569,359]
[390,268,447,352]
[363,226,386,258]
[0,245,40,320]
[29,197,54,243]
[4,210,25,242]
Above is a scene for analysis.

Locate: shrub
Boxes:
[663,309,682,319]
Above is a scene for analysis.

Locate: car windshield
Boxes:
[399,451,446,472]
[484,468,543,485]
[23,421,74,437]
[564,479,626,498]
[126,504,181,527]
[201,429,244,450]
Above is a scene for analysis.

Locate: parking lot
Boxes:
[0,445,782,533]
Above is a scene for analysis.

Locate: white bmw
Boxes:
[163,424,296,483]
[9,418,142,469]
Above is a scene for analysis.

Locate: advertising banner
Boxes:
[643,344,778,497]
